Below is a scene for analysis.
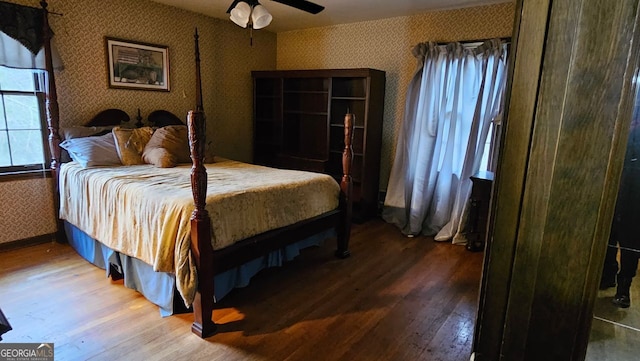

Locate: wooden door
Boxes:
[472,0,640,360]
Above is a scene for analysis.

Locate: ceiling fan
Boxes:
[226,0,324,30]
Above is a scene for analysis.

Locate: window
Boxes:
[0,66,48,175]
[479,119,502,172]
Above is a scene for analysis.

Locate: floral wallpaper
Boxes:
[45,0,275,162]
[0,177,56,244]
[1,0,514,244]
[277,2,516,190]
[1,0,275,244]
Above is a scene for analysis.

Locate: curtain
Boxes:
[382,39,508,243]
[0,1,61,70]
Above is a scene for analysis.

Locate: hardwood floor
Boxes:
[586,248,640,361]
[0,218,483,361]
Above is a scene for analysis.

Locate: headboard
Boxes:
[59,108,184,165]
[148,110,184,127]
[85,109,130,127]
[80,109,182,127]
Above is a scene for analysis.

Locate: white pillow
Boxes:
[59,133,122,168]
[59,126,115,163]
[60,126,115,141]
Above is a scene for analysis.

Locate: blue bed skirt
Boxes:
[64,222,332,316]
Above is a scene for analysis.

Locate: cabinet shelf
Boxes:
[330,123,365,129]
[253,68,385,222]
[283,111,328,116]
[284,90,329,95]
[329,149,364,157]
[332,96,366,101]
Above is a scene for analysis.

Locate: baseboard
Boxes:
[0,233,57,252]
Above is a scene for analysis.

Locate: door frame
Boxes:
[473,0,640,359]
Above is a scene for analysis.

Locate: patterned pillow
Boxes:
[59,133,121,168]
[142,147,176,168]
[112,126,154,165]
[142,125,190,167]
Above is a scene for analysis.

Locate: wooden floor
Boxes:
[586,249,640,361]
[0,218,483,361]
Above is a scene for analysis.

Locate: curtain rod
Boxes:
[434,36,511,46]
[0,0,63,16]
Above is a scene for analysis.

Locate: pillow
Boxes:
[59,126,115,162]
[60,126,115,141]
[112,126,154,165]
[59,132,122,168]
[142,147,176,168]
[142,125,191,167]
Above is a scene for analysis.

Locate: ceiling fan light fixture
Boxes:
[251,4,272,30]
[230,1,252,28]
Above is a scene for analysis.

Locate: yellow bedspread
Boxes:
[59,158,339,305]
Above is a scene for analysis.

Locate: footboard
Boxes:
[186,29,353,337]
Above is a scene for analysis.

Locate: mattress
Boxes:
[59,158,339,305]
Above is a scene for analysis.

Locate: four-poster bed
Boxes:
[39,1,353,338]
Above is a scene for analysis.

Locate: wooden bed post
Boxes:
[187,28,216,338]
[336,113,354,258]
[41,0,64,242]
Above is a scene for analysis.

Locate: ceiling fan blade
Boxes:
[271,0,325,14]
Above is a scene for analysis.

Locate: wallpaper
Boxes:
[0,177,56,244]
[1,0,276,244]
[1,0,514,244]
[44,0,275,162]
[277,2,516,190]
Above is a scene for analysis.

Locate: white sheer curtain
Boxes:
[383,39,508,243]
[0,32,62,70]
[0,1,62,70]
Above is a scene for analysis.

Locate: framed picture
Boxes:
[105,37,170,91]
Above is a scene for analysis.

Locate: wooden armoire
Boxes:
[252,69,385,222]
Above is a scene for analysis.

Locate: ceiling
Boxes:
[149,0,510,33]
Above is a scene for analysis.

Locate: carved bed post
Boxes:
[187,28,216,338]
[336,113,354,258]
[40,0,64,242]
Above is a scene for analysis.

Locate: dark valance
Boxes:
[0,1,44,54]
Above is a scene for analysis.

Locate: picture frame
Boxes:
[105,37,170,91]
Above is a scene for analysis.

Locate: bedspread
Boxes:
[59,158,339,305]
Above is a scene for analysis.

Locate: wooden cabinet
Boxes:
[465,171,494,252]
[252,69,386,222]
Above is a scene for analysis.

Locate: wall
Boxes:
[0,177,56,244]
[277,2,515,190]
[1,0,514,244]
[47,0,275,161]
[0,0,276,244]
